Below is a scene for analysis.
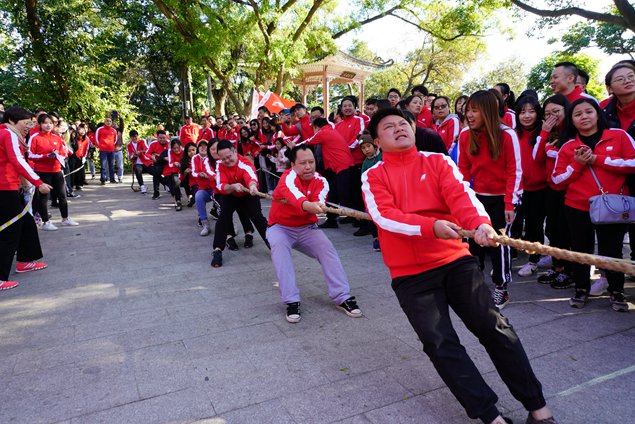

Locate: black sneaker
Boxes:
[100,180,106,185]
[353,227,371,237]
[569,289,588,308]
[525,412,558,423]
[211,250,223,268]
[244,234,254,248]
[187,197,195,207]
[537,269,559,284]
[226,237,239,251]
[609,291,629,312]
[492,287,509,310]
[318,220,338,229]
[175,201,183,211]
[550,273,574,289]
[152,192,161,200]
[336,296,362,318]
[286,302,301,323]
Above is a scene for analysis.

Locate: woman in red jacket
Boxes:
[158,139,185,211]
[552,98,635,311]
[514,95,548,277]
[457,90,523,309]
[29,114,79,230]
[69,123,89,191]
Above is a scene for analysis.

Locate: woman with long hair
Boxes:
[0,107,52,290]
[403,95,426,128]
[432,96,460,153]
[536,94,574,289]
[158,138,184,211]
[454,95,468,127]
[179,141,197,206]
[457,90,522,309]
[514,95,548,277]
[493,83,517,129]
[69,123,89,191]
[29,113,79,230]
[552,98,635,311]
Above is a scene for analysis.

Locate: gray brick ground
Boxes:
[1,178,634,424]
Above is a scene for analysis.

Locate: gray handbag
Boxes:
[588,166,635,224]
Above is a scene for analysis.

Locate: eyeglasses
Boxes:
[433,104,448,110]
[544,108,564,118]
[611,73,635,86]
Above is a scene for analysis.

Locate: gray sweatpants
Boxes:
[267,223,351,305]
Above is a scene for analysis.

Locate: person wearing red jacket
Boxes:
[0,107,53,290]
[192,140,216,236]
[69,123,90,191]
[29,114,79,230]
[281,104,314,141]
[197,116,216,142]
[552,98,635,311]
[298,117,355,229]
[178,116,200,145]
[362,107,557,424]
[456,90,523,310]
[146,130,169,199]
[157,139,185,211]
[126,130,152,194]
[267,145,362,323]
[95,117,117,184]
[211,140,269,267]
[218,119,239,145]
[432,96,460,153]
[550,62,598,104]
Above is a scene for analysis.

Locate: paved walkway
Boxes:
[1,177,634,424]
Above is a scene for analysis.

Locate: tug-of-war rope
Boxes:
[254,191,635,275]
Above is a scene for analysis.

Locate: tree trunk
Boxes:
[212,87,227,116]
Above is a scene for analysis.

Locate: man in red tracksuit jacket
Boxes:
[95,117,118,184]
[211,139,269,268]
[550,62,598,104]
[361,107,557,424]
[281,104,314,141]
[266,145,362,323]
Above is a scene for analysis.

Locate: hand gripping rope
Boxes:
[252,191,635,275]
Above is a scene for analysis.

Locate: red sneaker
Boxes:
[0,281,19,290]
[16,261,48,273]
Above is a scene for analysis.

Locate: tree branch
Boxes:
[510,0,626,27]
[292,0,324,42]
[332,5,402,39]
[614,0,635,32]
[392,10,481,41]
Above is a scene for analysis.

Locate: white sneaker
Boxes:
[61,218,79,226]
[140,185,147,194]
[590,276,609,296]
[200,224,210,236]
[537,256,552,268]
[518,262,538,277]
[41,221,58,231]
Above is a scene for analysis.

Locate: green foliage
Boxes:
[461,58,528,97]
[526,51,605,101]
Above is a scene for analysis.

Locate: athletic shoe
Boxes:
[16,261,48,273]
[211,250,223,268]
[61,218,79,226]
[537,256,553,268]
[336,296,362,318]
[518,262,537,277]
[589,276,609,296]
[110,180,117,184]
[117,178,122,183]
[550,273,574,289]
[569,289,588,308]
[0,281,19,291]
[187,197,195,207]
[373,238,381,252]
[67,193,80,198]
[200,223,210,236]
[175,201,183,211]
[525,413,559,424]
[244,234,254,248]
[41,221,58,231]
[353,227,371,237]
[100,180,106,185]
[140,185,147,194]
[492,287,509,310]
[152,192,161,200]
[226,237,239,251]
[609,291,629,312]
[318,220,338,229]
[537,269,559,284]
[286,302,301,323]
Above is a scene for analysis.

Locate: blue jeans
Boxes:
[99,151,115,182]
[113,150,124,180]
[195,189,214,221]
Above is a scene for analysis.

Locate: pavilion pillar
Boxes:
[302,83,307,105]
[322,65,329,116]
[359,80,365,106]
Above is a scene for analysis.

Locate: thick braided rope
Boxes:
[253,191,635,275]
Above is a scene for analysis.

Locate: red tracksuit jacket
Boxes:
[503,106,516,129]
[28,132,68,173]
[198,127,216,142]
[518,130,548,191]
[301,124,355,173]
[362,146,492,278]
[74,136,90,159]
[215,154,259,197]
[335,115,365,165]
[457,126,523,211]
[417,106,434,129]
[565,86,597,104]
[0,128,43,191]
[95,126,117,152]
[126,139,152,166]
[268,169,329,227]
[191,154,215,190]
[179,124,200,145]
[282,115,314,141]
[436,116,461,150]
[552,128,635,211]
[163,150,183,176]
[146,141,168,164]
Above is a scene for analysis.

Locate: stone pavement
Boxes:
[1,178,634,424]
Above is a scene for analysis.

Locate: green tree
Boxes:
[526,51,604,100]
[461,58,528,97]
